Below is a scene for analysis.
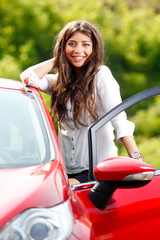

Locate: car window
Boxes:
[0,89,54,168]
[88,86,160,180]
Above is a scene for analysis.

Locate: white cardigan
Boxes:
[20,65,135,174]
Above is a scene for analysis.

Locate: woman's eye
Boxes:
[83,43,90,47]
[68,42,75,46]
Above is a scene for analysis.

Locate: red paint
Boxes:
[1,78,160,239]
[74,175,160,239]
[94,157,155,181]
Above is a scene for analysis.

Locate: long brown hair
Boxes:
[51,20,104,127]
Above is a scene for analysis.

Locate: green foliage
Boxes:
[0,0,63,72]
[101,2,160,98]
[118,136,160,169]
[1,0,160,167]
[0,55,21,79]
[132,97,160,137]
[117,96,160,168]
[40,91,51,110]
[1,0,160,88]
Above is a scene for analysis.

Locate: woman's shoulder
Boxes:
[97,65,112,76]
[95,65,115,82]
[95,65,119,89]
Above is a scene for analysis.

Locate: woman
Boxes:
[20,20,143,185]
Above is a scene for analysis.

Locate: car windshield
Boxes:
[0,88,52,168]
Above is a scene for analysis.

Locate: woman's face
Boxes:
[65,31,93,72]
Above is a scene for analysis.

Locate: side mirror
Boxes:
[89,157,155,210]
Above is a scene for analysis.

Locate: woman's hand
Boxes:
[69,178,80,186]
[21,58,56,85]
[24,77,29,84]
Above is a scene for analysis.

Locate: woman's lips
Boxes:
[72,56,85,62]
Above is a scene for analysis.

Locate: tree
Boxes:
[0,0,160,165]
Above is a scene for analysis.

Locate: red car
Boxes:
[0,78,160,240]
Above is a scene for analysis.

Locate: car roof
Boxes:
[0,78,25,91]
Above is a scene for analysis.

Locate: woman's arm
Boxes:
[33,58,56,79]
[22,58,56,84]
[20,58,57,94]
[121,136,143,160]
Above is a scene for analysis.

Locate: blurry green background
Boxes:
[0,0,160,167]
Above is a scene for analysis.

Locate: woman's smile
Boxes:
[72,56,85,62]
[65,31,93,71]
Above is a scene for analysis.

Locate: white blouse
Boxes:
[20,65,135,174]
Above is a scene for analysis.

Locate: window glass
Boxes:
[0,89,54,168]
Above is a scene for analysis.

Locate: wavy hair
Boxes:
[51,20,104,127]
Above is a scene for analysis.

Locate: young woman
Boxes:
[20,20,143,185]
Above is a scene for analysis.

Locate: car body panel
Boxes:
[0,78,25,91]
[0,78,94,238]
[73,173,160,239]
[1,78,160,239]
[69,194,95,239]
[0,161,69,228]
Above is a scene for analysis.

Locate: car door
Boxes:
[71,86,160,240]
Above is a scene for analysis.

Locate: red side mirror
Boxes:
[89,157,155,210]
[94,157,155,181]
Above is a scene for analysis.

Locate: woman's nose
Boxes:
[74,44,83,53]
